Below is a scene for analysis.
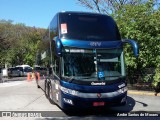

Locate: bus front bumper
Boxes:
[60,91,127,109]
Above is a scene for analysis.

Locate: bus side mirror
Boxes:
[55,37,62,57]
[122,39,139,57]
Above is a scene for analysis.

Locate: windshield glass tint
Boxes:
[59,13,121,41]
[62,48,125,81]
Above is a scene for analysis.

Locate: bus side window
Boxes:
[54,58,60,76]
[51,34,60,77]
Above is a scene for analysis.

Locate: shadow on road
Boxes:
[135,100,148,107]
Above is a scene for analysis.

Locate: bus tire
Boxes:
[45,81,49,98]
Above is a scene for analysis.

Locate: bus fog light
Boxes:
[63,98,73,105]
[118,87,127,94]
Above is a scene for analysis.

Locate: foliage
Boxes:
[77,0,158,14]
[113,1,160,84]
[0,20,46,67]
[153,67,160,87]
[113,1,160,71]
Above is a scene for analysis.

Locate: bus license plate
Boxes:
[93,102,105,106]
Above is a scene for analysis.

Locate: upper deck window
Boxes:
[59,12,121,41]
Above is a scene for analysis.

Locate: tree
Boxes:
[23,27,44,66]
[0,20,46,67]
[113,1,160,68]
[0,20,14,67]
[77,0,156,14]
[113,1,160,85]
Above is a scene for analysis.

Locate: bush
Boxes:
[152,67,160,87]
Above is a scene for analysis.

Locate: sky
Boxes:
[0,0,90,28]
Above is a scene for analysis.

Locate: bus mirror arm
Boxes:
[122,39,139,57]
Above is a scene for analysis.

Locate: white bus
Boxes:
[16,65,32,76]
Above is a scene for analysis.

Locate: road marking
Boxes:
[0,81,26,87]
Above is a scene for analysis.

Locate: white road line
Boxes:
[0,81,26,87]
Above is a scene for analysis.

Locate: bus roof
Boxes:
[57,11,121,41]
[16,65,31,67]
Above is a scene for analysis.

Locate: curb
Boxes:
[128,90,160,96]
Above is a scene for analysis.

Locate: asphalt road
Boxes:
[0,78,159,119]
[0,80,61,111]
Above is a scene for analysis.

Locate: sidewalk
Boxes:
[128,89,160,96]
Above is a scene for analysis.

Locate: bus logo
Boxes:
[97,93,101,98]
[91,82,106,85]
[90,42,101,47]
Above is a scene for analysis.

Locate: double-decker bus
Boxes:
[35,11,139,110]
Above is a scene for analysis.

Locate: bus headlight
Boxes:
[60,86,78,96]
[117,87,128,94]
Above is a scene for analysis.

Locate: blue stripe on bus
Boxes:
[60,39,122,49]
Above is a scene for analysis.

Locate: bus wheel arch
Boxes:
[48,81,55,104]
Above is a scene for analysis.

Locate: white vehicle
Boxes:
[16,65,32,76]
[2,68,8,77]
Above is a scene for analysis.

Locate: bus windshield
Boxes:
[24,67,32,72]
[59,13,121,41]
[62,48,125,81]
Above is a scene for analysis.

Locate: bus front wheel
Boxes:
[45,81,49,98]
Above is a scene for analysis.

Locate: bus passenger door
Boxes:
[50,58,61,104]
[50,74,60,104]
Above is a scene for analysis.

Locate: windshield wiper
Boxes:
[68,76,96,82]
[68,76,75,83]
[106,76,122,77]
